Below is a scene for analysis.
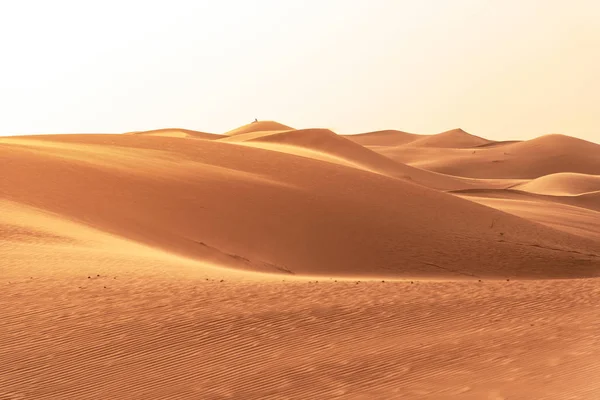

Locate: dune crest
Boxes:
[222,127,522,191]
[224,120,294,136]
[126,128,222,140]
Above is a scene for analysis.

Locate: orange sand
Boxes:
[2,121,600,399]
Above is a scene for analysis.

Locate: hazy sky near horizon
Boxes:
[1,0,599,141]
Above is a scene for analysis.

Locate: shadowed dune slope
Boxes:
[126,128,222,140]
[224,120,294,136]
[344,130,426,146]
[241,128,416,174]
[2,134,600,278]
[374,133,600,179]
[515,173,600,196]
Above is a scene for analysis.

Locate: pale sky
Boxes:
[1,0,599,141]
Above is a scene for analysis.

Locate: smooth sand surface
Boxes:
[514,172,600,196]
[224,120,294,136]
[126,128,223,140]
[372,133,600,179]
[406,128,493,148]
[344,129,427,146]
[2,122,600,399]
[224,127,525,191]
[455,190,600,240]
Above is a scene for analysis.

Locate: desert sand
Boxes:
[2,121,600,399]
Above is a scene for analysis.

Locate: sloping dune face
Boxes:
[483,134,600,179]
[373,133,600,179]
[219,128,523,191]
[344,130,426,146]
[2,134,600,279]
[407,128,493,148]
[233,128,417,175]
[515,172,600,196]
[126,128,222,140]
[224,120,294,136]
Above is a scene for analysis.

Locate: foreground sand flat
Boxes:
[2,273,600,399]
[2,122,600,399]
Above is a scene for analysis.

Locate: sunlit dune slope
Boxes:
[0,198,269,282]
[344,130,426,146]
[514,172,600,196]
[454,188,600,242]
[2,134,600,278]
[374,133,600,179]
[224,120,293,136]
[231,128,418,175]
[126,128,222,140]
[475,140,522,148]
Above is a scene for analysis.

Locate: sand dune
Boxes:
[474,139,522,148]
[221,127,523,191]
[513,133,600,152]
[454,186,600,214]
[373,133,600,179]
[225,127,425,175]
[4,123,600,400]
[224,120,294,136]
[454,189,600,242]
[126,128,222,140]
[3,133,600,279]
[406,128,493,148]
[515,172,600,196]
[344,129,426,146]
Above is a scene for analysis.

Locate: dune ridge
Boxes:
[224,120,294,136]
[221,127,524,191]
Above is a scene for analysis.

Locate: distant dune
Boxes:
[515,172,600,196]
[344,130,426,146]
[126,128,222,140]
[226,127,431,176]
[407,128,493,148]
[221,127,523,191]
[2,131,600,279]
[372,132,600,179]
[352,128,492,149]
[224,120,294,136]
